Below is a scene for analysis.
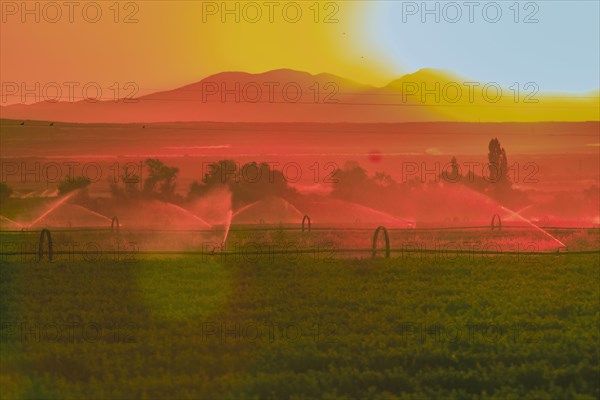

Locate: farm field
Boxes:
[2,120,599,197]
[2,0,599,397]
[1,251,598,399]
[1,119,599,398]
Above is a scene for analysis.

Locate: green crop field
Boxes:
[1,251,598,399]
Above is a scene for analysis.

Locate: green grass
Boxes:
[1,253,598,399]
[0,198,53,221]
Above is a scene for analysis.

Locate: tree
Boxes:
[441,156,461,182]
[143,158,179,200]
[451,157,460,179]
[236,162,290,205]
[189,159,238,199]
[58,176,91,195]
[488,138,509,185]
[188,160,294,209]
[109,164,141,201]
[330,161,372,200]
[373,171,394,188]
[0,182,13,203]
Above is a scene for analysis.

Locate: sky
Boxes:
[1,0,599,104]
[362,0,600,93]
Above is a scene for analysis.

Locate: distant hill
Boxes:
[1,69,598,123]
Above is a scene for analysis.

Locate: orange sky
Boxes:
[1,1,598,122]
[1,1,390,98]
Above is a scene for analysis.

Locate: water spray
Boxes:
[500,206,567,250]
[222,210,233,249]
[27,191,78,228]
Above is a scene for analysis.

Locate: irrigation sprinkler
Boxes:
[372,226,390,259]
[302,215,312,233]
[111,216,120,234]
[38,229,53,262]
[491,214,502,231]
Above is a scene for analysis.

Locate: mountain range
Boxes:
[1,69,598,123]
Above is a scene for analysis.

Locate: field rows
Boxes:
[1,253,598,399]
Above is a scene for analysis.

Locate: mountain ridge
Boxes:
[1,69,598,123]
